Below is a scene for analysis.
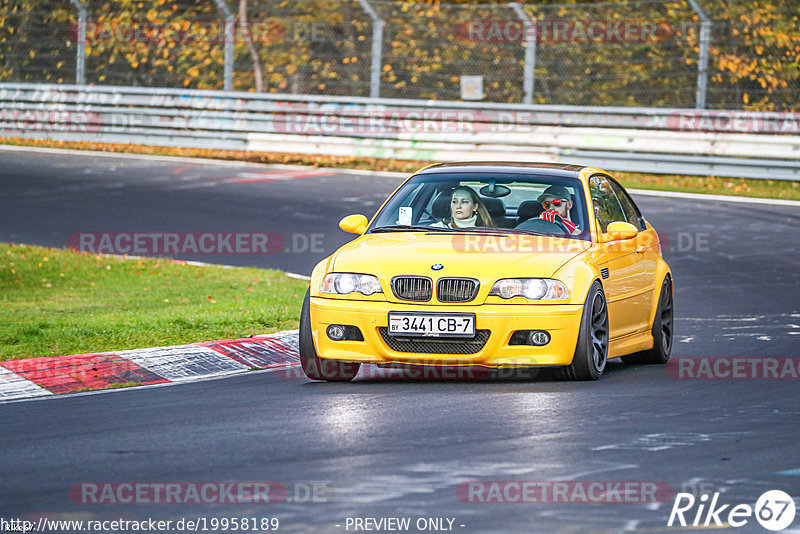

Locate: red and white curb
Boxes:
[0,330,300,402]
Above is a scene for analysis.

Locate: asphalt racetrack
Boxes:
[1,148,799,533]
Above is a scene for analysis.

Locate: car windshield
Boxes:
[368,171,591,241]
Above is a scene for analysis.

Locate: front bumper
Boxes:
[310,296,584,367]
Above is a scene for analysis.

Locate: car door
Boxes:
[607,177,657,325]
[589,174,650,338]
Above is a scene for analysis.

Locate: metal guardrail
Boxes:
[1,83,799,181]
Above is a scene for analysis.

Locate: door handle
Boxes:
[636,246,646,254]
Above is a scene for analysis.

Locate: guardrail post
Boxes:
[686,0,711,109]
[356,0,383,98]
[509,2,536,105]
[211,0,235,91]
[69,0,86,85]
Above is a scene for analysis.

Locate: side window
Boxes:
[607,178,645,230]
[588,175,625,233]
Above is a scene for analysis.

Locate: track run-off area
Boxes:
[1,147,799,533]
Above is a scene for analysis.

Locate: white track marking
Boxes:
[0,367,53,401]
[0,365,298,405]
[118,345,249,381]
[629,187,800,207]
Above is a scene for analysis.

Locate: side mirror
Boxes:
[602,221,639,242]
[339,214,369,235]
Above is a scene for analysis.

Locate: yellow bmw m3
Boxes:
[300,162,673,381]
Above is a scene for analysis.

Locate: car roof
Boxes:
[416,162,587,180]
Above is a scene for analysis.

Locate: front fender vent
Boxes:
[601,268,610,279]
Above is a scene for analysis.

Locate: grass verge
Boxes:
[2,137,799,201]
[0,243,309,361]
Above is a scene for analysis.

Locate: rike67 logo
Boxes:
[668,490,796,531]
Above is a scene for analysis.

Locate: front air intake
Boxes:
[437,277,479,302]
[391,276,432,302]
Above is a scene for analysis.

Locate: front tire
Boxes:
[622,276,673,365]
[562,281,609,381]
[299,290,361,381]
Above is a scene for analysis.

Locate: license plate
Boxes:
[387,312,475,337]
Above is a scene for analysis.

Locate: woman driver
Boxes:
[432,186,495,228]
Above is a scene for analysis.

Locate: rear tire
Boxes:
[299,290,361,381]
[621,275,673,365]
[562,281,608,381]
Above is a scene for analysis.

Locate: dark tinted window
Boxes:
[607,178,645,230]
[588,174,625,233]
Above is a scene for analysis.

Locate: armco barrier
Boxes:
[1,83,799,180]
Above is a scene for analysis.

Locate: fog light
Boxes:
[327,325,346,341]
[527,330,550,346]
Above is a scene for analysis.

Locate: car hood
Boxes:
[331,232,590,292]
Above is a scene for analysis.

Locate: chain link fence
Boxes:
[703,0,800,112]
[372,1,524,101]
[0,0,78,84]
[1,0,798,110]
[232,0,374,95]
[520,0,701,108]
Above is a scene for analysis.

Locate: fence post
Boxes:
[355,0,383,98]
[509,2,536,105]
[686,0,711,109]
[69,0,86,85]
[211,0,235,91]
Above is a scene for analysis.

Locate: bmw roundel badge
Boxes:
[431,264,444,271]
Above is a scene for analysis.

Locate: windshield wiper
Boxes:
[452,227,510,235]
[508,228,583,239]
[437,227,573,238]
[370,225,453,233]
[370,225,575,239]
[503,228,551,237]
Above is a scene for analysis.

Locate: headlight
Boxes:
[489,278,569,300]
[320,273,383,296]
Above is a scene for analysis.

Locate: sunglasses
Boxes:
[541,199,567,209]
